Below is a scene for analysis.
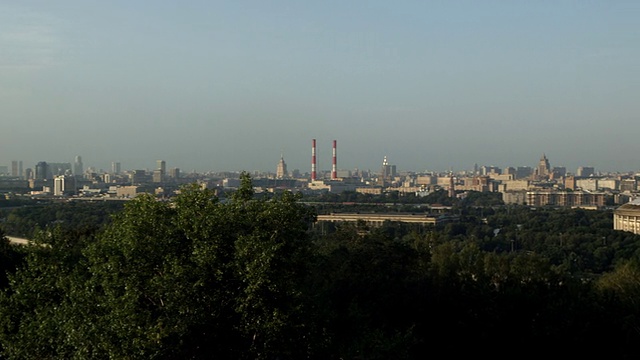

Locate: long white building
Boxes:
[614,198,640,235]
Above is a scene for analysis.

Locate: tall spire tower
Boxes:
[276,152,287,179]
[380,156,390,186]
[537,153,551,179]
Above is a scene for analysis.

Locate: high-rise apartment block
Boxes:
[111,162,121,175]
[551,166,566,178]
[516,166,533,179]
[74,156,83,177]
[49,162,72,176]
[576,166,595,177]
[503,167,516,177]
[157,160,166,175]
[35,162,49,180]
[154,160,166,183]
[131,170,148,184]
[11,160,22,178]
[480,166,501,176]
[54,175,67,196]
[169,168,180,179]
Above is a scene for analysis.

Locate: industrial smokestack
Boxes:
[331,140,337,180]
[311,139,317,181]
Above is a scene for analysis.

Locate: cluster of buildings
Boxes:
[0,157,191,200]
[296,147,637,210]
[1,146,639,210]
[3,143,640,236]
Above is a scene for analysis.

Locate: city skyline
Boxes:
[2,2,639,173]
[0,149,632,177]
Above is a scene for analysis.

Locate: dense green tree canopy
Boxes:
[0,173,317,359]
[0,200,124,239]
[1,183,639,359]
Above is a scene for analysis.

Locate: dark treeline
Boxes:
[0,199,124,239]
[0,177,639,359]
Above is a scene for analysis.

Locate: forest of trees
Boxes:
[0,174,639,359]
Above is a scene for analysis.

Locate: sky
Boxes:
[1,1,639,175]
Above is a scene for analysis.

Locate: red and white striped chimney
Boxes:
[331,140,337,180]
[311,139,317,181]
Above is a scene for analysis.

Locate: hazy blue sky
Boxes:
[2,1,639,174]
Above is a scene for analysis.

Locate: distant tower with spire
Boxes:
[379,156,397,187]
[536,153,551,180]
[276,152,288,179]
[379,156,388,186]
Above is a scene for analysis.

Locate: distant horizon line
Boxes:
[2,160,639,177]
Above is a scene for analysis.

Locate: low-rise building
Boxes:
[614,198,640,235]
[116,185,141,198]
[526,190,606,208]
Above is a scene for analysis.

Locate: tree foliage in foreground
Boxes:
[1,180,640,359]
[0,173,317,359]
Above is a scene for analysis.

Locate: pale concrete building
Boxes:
[620,179,637,192]
[614,198,640,235]
[355,187,383,195]
[526,190,605,208]
[416,175,436,185]
[576,178,598,191]
[116,186,141,198]
[502,190,527,205]
[598,178,619,191]
[501,180,530,191]
[53,176,66,196]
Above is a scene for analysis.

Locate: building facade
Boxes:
[276,156,287,179]
[614,199,640,235]
[526,190,605,208]
[74,156,83,177]
[536,154,550,179]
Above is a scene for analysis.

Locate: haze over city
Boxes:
[2,1,639,174]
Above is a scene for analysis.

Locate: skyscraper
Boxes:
[11,160,22,178]
[154,160,166,183]
[276,154,287,179]
[73,156,83,177]
[577,166,595,177]
[516,166,533,179]
[536,154,550,179]
[380,156,396,186]
[111,162,121,175]
[35,162,49,180]
[157,160,166,176]
[169,168,180,179]
[54,176,66,196]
